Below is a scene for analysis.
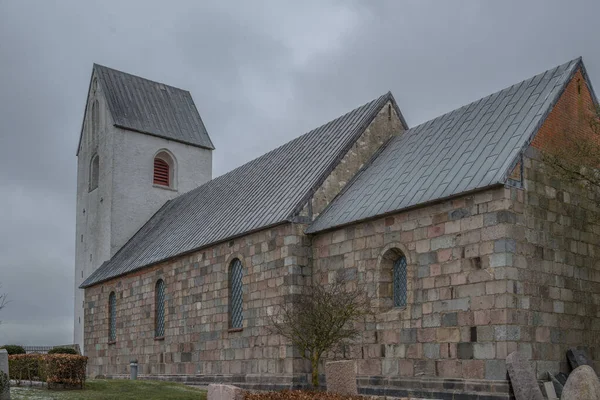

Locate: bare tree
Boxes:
[542,104,600,191]
[268,277,372,388]
[0,284,7,325]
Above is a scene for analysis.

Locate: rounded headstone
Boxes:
[561,365,600,400]
[325,360,358,396]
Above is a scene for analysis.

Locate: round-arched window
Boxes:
[153,151,176,189]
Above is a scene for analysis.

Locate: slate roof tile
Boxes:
[79,64,215,152]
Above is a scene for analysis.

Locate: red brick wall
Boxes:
[531,69,598,165]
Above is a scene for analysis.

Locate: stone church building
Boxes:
[77,58,600,398]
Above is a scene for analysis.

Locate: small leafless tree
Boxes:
[542,104,600,191]
[0,284,7,324]
[268,277,372,388]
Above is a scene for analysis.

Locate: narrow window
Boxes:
[155,279,166,338]
[108,291,116,343]
[393,255,408,308]
[90,100,99,147]
[229,259,243,329]
[89,154,99,192]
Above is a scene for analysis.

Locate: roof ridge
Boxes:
[498,57,583,183]
[305,133,397,233]
[172,92,394,202]
[93,63,191,93]
[407,57,582,134]
[287,92,395,220]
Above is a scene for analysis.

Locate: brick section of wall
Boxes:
[531,69,598,164]
[84,222,311,378]
[311,186,519,381]
[516,69,600,377]
[303,101,405,219]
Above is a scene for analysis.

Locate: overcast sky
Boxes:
[0,0,598,346]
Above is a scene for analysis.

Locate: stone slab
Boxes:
[207,384,245,400]
[506,351,543,400]
[325,360,358,396]
[0,349,9,400]
[562,365,600,400]
[567,348,592,370]
[543,381,557,399]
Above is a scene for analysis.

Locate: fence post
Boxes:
[0,349,10,400]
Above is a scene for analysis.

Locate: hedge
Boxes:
[8,354,46,385]
[46,354,88,388]
[0,345,26,355]
[8,354,88,388]
[48,346,78,355]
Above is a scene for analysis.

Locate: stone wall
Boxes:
[300,100,405,219]
[509,148,600,378]
[310,148,600,384]
[84,222,311,380]
[311,185,521,381]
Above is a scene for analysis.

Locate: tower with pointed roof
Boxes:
[74,64,214,351]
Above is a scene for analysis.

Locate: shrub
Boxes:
[244,390,364,400]
[8,354,87,389]
[1,345,26,355]
[45,354,88,389]
[8,354,47,385]
[48,346,78,355]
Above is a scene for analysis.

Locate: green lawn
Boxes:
[10,379,207,400]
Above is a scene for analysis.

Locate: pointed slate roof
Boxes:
[308,58,591,233]
[81,92,404,288]
[77,64,214,154]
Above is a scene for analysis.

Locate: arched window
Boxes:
[229,259,243,329]
[378,247,409,311]
[393,255,408,308]
[108,291,116,343]
[153,151,176,188]
[155,279,166,338]
[89,154,99,192]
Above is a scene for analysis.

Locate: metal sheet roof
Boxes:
[307,58,583,233]
[81,92,397,287]
[92,64,214,150]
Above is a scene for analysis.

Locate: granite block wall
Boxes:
[84,222,311,378]
[311,185,522,381]
[508,148,600,378]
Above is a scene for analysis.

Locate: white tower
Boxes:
[74,64,214,351]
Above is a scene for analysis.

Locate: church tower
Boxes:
[74,64,214,351]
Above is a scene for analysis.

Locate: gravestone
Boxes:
[506,351,543,400]
[543,381,557,399]
[207,384,245,400]
[325,360,358,396]
[567,348,592,370]
[555,372,568,386]
[561,365,600,400]
[547,371,563,397]
[0,349,9,400]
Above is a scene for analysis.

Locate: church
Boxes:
[76,58,600,399]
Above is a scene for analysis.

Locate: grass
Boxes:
[10,379,207,400]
